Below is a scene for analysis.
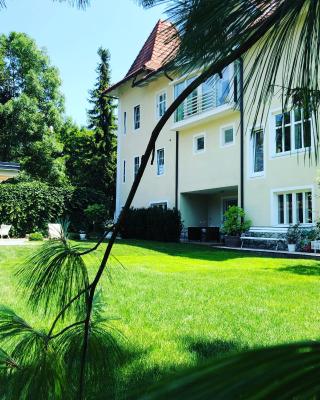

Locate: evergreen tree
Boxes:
[87,47,116,212]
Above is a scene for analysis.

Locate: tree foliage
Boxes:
[87,47,117,208]
[0,32,66,184]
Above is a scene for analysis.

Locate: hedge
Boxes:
[120,207,182,242]
[0,182,73,237]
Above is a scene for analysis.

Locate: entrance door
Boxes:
[222,198,238,221]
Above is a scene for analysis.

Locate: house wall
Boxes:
[115,48,320,229]
[115,75,176,216]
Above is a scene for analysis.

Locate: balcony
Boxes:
[171,65,239,130]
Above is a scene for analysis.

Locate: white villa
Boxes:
[107,20,319,239]
[0,162,19,183]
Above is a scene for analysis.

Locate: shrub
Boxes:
[120,207,182,242]
[222,206,251,236]
[0,182,73,237]
[84,203,107,233]
[68,187,111,232]
[29,232,44,241]
[286,223,302,244]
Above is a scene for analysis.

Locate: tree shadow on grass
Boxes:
[113,239,254,263]
[118,338,246,399]
[184,337,246,362]
[277,265,320,276]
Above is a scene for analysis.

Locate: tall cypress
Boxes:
[87,47,117,214]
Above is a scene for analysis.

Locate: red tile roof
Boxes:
[126,19,179,77]
[106,19,179,94]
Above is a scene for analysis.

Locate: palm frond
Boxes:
[0,347,19,370]
[139,0,320,158]
[55,318,122,399]
[17,239,90,318]
[6,349,68,400]
[141,341,320,399]
[54,0,91,9]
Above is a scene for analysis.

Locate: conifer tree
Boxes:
[87,48,116,213]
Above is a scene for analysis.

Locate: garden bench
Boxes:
[0,224,12,239]
[311,240,320,253]
[241,227,287,251]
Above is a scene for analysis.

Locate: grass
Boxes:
[1,239,320,397]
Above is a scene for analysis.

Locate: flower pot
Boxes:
[288,243,296,252]
[225,235,241,248]
[79,233,87,241]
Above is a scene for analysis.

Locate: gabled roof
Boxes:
[126,19,178,77]
[106,19,179,94]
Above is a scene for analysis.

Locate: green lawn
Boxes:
[1,240,320,396]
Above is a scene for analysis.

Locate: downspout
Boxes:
[239,57,244,210]
[175,131,179,209]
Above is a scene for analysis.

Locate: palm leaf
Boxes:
[139,0,320,157]
[141,341,320,399]
[0,347,19,370]
[17,239,90,318]
[55,318,122,399]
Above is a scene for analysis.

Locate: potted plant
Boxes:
[222,206,251,247]
[79,230,87,241]
[286,223,301,252]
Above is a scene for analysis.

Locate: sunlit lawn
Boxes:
[1,240,320,397]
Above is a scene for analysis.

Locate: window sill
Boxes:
[249,172,265,179]
[272,147,312,158]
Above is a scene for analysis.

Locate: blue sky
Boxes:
[0,0,166,125]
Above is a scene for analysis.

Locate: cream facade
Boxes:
[110,21,319,233]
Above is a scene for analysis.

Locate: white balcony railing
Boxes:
[174,65,236,124]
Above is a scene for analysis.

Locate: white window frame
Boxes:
[155,90,167,120]
[123,111,127,134]
[150,201,168,210]
[220,124,235,147]
[193,133,206,154]
[156,148,165,176]
[133,105,141,131]
[271,185,314,226]
[270,108,313,158]
[248,127,265,178]
[122,160,126,183]
[133,156,140,179]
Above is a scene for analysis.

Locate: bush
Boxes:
[84,203,107,233]
[286,223,302,244]
[222,206,251,236]
[29,232,44,241]
[0,182,73,237]
[68,187,111,232]
[120,207,182,242]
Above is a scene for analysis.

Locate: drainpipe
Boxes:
[175,131,179,209]
[239,57,244,210]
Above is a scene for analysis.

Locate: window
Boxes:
[221,126,234,146]
[275,189,313,225]
[123,160,126,183]
[274,108,311,155]
[157,148,165,176]
[250,128,264,176]
[133,156,140,178]
[134,105,140,130]
[194,134,205,153]
[150,202,167,210]
[156,92,167,119]
[123,112,127,134]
